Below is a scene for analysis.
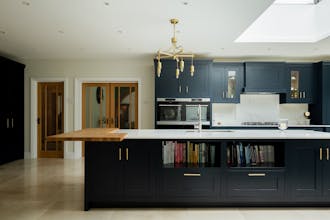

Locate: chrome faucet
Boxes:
[194,104,202,132]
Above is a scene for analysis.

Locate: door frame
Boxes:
[74,77,141,158]
[30,77,69,159]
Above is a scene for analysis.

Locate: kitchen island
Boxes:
[49,129,330,210]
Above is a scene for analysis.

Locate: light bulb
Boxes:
[176,68,180,79]
[190,64,195,77]
[179,59,184,72]
[157,61,162,77]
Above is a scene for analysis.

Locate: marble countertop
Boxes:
[115,129,330,140]
[211,124,330,128]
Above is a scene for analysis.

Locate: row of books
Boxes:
[227,143,275,167]
[162,141,216,166]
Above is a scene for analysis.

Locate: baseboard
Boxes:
[24,152,31,159]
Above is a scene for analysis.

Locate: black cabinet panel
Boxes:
[159,168,220,202]
[0,57,25,165]
[155,59,211,98]
[225,170,284,201]
[244,62,289,93]
[287,141,323,200]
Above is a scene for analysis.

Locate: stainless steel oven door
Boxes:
[157,104,183,121]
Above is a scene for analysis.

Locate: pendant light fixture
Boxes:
[156,18,194,79]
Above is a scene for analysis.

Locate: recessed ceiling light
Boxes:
[104,1,110,6]
[58,30,64,34]
[0,30,6,35]
[182,1,189,6]
[22,1,30,6]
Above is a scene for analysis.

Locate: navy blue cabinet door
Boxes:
[210,63,243,103]
[285,63,315,103]
[181,60,211,98]
[287,141,322,200]
[322,144,330,199]
[155,60,180,98]
[244,62,288,93]
[155,60,211,98]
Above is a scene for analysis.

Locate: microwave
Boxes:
[156,98,210,128]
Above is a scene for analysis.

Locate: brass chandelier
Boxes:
[156,18,194,79]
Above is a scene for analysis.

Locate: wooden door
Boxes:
[110,83,138,129]
[38,82,64,158]
[82,83,110,129]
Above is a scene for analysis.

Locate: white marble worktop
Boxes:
[115,129,330,140]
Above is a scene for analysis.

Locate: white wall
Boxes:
[24,58,155,157]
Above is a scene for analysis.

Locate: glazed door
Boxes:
[82,84,110,128]
[110,83,138,129]
[38,82,64,158]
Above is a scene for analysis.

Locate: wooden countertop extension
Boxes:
[47,128,127,142]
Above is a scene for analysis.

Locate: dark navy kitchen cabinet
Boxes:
[244,62,289,93]
[0,57,25,165]
[310,62,330,129]
[85,140,159,209]
[155,59,211,98]
[155,60,180,98]
[210,63,244,103]
[287,141,324,200]
[284,63,315,103]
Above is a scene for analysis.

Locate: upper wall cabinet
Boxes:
[244,62,289,93]
[210,63,244,103]
[155,59,211,98]
[283,63,315,104]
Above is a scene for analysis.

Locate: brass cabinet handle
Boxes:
[184,173,201,177]
[119,147,122,161]
[11,118,14,128]
[303,91,306,99]
[327,147,329,161]
[178,85,182,93]
[126,148,128,161]
[186,86,189,94]
[320,147,323,161]
[248,173,266,177]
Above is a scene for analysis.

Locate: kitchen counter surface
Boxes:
[47,128,127,142]
[114,129,330,140]
[211,124,330,128]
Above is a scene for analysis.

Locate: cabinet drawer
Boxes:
[159,169,220,201]
[225,170,285,200]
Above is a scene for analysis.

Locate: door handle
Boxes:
[7,118,9,128]
[178,85,182,93]
[126,148,129,161]
[248,173,266,177]
[327,147,329,161]
[11,118,14,128]
[119,147,122,161]
[320,147,323,161]
[186,86,189,94]
[184,173,201,177]
[222,91,225,98]
[303,91,306,99]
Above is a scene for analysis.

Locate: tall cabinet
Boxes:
[0,56,25,165]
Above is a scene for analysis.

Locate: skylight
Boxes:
[274,0,320,4]
[235,0,329,43]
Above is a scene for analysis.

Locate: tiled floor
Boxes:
[1,159,330,220]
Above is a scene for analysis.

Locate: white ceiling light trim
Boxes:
[236,0,330,43]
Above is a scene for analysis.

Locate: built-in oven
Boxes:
[156,98,210,129]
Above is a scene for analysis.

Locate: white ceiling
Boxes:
[0,0,330,61]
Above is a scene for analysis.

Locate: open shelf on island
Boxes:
[162,140,221,168]
[226,141,285,168]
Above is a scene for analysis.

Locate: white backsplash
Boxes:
[212,94,309,126]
